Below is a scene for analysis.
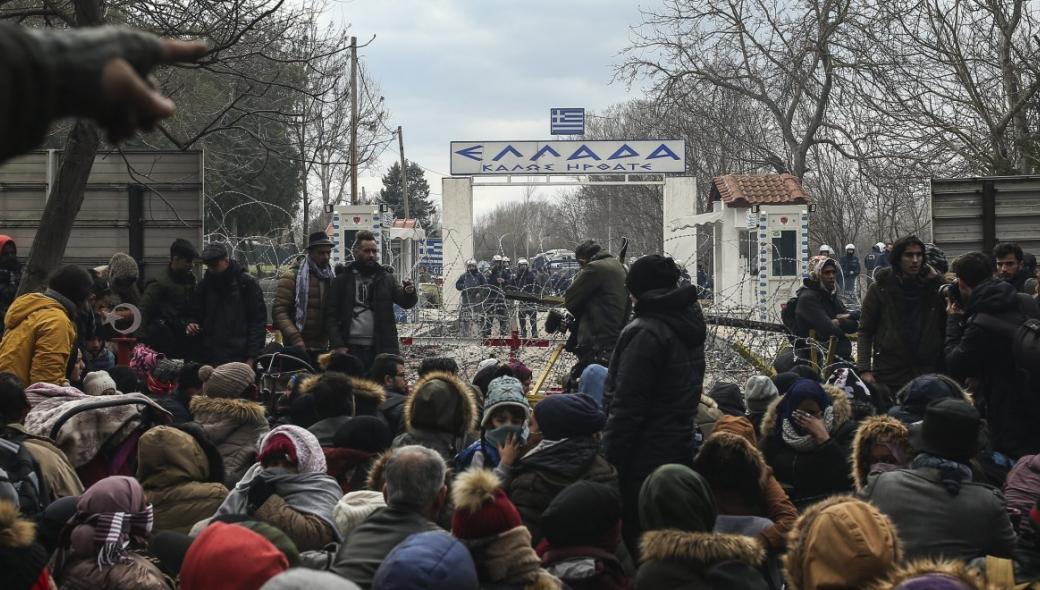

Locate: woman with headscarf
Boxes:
[214,425,342,551]
[53,475,169,590]
[759,379,856,509]
[635,464,768,589]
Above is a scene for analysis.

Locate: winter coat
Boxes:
[138,264,196,342]
[271,256,332,350]
[392,371,478,462]
[4,423,83,498]
[758,385,856,509]
[839,254,860,283]
[136,426,228,534]
[456,270,488,306]
[794,280,855,361]
[192,261,267,365]
[850,415,911,491]
[253,493,338,552]
[860,465,1016,561]
[323,447,376,493]
[485,266,512,306]
[945,278,1040,458]
[864,246,888,273]
[635,530,768,590]
[325,262,418,354]
[603,286,705,484]
[0,292,77,385]
[564,253,629,353]
[58,553,171,590]
[331,506,440,589]
[189,396,270,488]
[541,545,632,590]
[1005,454,1040,532]
[857,266,946,392]
[508,436,619,544]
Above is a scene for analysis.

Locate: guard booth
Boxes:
[672,174,810,316]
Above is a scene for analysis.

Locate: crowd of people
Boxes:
[6,18,1040,590]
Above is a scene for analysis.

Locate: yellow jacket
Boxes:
[0,293,76,385]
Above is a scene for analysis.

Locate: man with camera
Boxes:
[563,240,628,366]
[945,251,1040,458]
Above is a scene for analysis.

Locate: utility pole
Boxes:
[350,36,358,205]
[398,125,412,282]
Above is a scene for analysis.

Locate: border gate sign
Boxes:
[450,140,686,175]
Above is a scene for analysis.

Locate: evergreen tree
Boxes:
[379,161,434,227]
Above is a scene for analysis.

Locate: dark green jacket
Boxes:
[138,265,196,335]
[857,266,946,392]
[564,253,628,353]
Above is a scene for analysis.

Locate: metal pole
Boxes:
[398,125,412,283]
[350,36,358,205]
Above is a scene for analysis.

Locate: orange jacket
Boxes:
[0,293,76,385]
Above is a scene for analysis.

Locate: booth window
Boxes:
[772,230,797,276]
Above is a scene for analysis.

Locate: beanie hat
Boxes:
[451,470,522,540]
[626,255,680,297]
[179,522,289,590]
[925,243,949,274]
[211,517,301,568]
[108,253,139,283]
[200,363,255,399]
[540,481,622,549]
[708,382,745,417]
[373,531,479,590]
[47,264,94,304]
[262,569,361,590]
[533,393,605,440]
[152,358,184,384]
[82,371,117,396]
[574,240,601,260]
[639,464,717,533]
[507,361,532,382]
[481,376,531,428]
[333,490,387,536]
[744,375,779,413]
[0,501,50,590]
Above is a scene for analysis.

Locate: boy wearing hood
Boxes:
[602,254,705,557]
[455,375,532,482]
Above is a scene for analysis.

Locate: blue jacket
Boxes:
[372,530,479,590]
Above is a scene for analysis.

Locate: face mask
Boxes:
[485,424,526,448]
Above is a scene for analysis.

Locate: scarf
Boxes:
[781,405,835,451]
[294,257,334,334]
[216,463,344,541]
[464,526,549,585]
[89,507,154,568]
[67,476,153,569]
[912,452,973,496]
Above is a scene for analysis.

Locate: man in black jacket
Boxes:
[139,238,198,358]
[602,254,705,558]
[326,230,417,370]
[795,257,857,363]
[945,251,1040,458]
[187,243,266,366]
[995,242,1033,294]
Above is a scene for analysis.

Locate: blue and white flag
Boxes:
[550,108,585,135]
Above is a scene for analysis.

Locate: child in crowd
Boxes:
[455,375,531,481]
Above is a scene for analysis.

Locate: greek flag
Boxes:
[551,108,585,135]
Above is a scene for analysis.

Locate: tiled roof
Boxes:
[710,174,810,207]
[391,219,419,228]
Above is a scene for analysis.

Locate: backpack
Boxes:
[971,294,1040,389]
[0,431,45,516]
[780,296,799,337]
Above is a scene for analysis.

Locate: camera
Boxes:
[544,308,576,335]
[939,281,960,305]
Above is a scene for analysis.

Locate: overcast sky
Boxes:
[327,0,661,218]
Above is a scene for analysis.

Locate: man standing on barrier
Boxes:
[272,231,335,358]
[564,240,628,367]
[326,230,418,370]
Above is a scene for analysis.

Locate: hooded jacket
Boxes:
[189,395,270,488]
[272,255,331,350]
[870,558,988,590]
[759,384,855,509]
[564,252,629,354]
[859,458,1017,561]
[508,436,618,544]
[783,495,902,590]
[331,506,441,589]
[192,260,267,365]
[324,261,418,354]
[857,266,946,392]
[372,530,479,590]
[635,530,767,590]
[850,415,911,491]
[4,422,84,499]
[0,292,77,385]
[795,278,854,361]
[945,277,1040,457]
[136,425,229,534]
[392,371,478,461]
[603,285,706,484]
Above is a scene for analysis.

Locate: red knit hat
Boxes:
[451,469,522,540]
[179,522,289,590]
[258,433,298,467]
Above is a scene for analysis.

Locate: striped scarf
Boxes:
[294,257,334,334]
[90,505,154,568]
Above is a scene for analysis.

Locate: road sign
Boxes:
[450,140,686,175]
[551,108,585,135]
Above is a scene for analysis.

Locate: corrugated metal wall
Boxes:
[0,150,204,281]
[931,176,1040,257]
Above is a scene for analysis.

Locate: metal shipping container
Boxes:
[0,150,204,281]
[931,175,1040,258]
